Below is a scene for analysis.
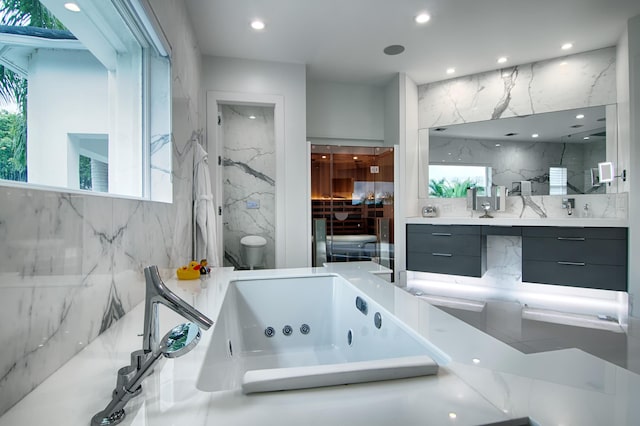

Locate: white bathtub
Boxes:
[196,274,448,394]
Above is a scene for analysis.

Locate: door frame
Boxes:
[206,91,285,268]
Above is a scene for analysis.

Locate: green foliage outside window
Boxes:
[0,0,66,182]
[429,178,476,198]
[0,110,26,181]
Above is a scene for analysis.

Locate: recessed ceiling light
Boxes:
[353,156,358,160]
[383,45,405,55]
[560,61,568,66]
[576,114,585,119]
[532,133,539,138]
[449,413,457,419]
[502,72,510,77]
[472,358,481,364]
[561,42,573,50]
[64,2,80,12]
[495,144,501,147]
[250,20,265,30]
[583,136,590,140]
[249,115,256,120]
[446,67,456,75]
[497,57,508,64]
[415,13,431,24]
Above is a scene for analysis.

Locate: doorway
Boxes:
[310,145,394,268]
[219,104,276,269]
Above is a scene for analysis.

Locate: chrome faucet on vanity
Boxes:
[562,198,575,215]
[91,265,213,426]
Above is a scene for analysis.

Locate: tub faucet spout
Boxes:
[143,265,213,354]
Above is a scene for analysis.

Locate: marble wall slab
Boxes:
[221,105,276,269]
[418,47,616,128]
[0,0,201,416]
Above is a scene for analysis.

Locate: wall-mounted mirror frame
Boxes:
[419,104,619,198]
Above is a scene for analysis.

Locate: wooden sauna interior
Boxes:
[310,146,394,242]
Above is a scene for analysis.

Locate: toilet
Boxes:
[240,235,267,269]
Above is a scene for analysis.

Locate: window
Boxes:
[0,0,171,201]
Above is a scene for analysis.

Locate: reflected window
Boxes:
[0,0,171,201]
[429,165,491,198]
[549,166,567,195]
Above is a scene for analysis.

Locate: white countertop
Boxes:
[406,216,628,227]
[2,263,639,425]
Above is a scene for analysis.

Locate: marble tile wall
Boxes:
[418,47,617,128]
[221,105,276,269]
[0,0,201,416]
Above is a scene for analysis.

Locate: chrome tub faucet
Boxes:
[91,265,213,426]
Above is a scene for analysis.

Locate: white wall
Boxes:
[384,75,400,147]
[27,49,108,188]
[306,80,384,144]
[201,56,309,268]
[625,15,640,330]
[395,73,419,280]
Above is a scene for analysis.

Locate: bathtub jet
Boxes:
[197,274,448,394]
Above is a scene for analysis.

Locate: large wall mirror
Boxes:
[422,104,618,198]
[0,0,171,201]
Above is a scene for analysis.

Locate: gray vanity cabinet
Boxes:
[406,224,485,277]
[522,227,627,291]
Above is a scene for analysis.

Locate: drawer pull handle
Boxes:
[432,253,453,257]
[431,233,452,236]
[557,261,586,266]
[557,237,585,241]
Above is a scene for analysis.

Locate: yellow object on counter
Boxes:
[177,261,202,280]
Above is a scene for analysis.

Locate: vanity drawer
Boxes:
[406,224,485,277]
[522,237,627,265]
[522,260,627,291]
[407,232,482,257]
[407,253,483,277]
[522,226,627,240]
[407,224,480,236]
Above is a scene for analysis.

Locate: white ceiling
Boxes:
[184,0,640,86]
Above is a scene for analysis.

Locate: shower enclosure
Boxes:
[310,145,394,269]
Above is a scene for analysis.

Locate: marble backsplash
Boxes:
[0,0,201,416]
[422,192,627,220]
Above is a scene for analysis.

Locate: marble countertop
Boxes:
[406,216,628,227]
[2,263,639,425]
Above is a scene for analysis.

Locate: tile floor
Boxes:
[428,299,640,376]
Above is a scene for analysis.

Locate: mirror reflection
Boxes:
[427,105,613,197]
